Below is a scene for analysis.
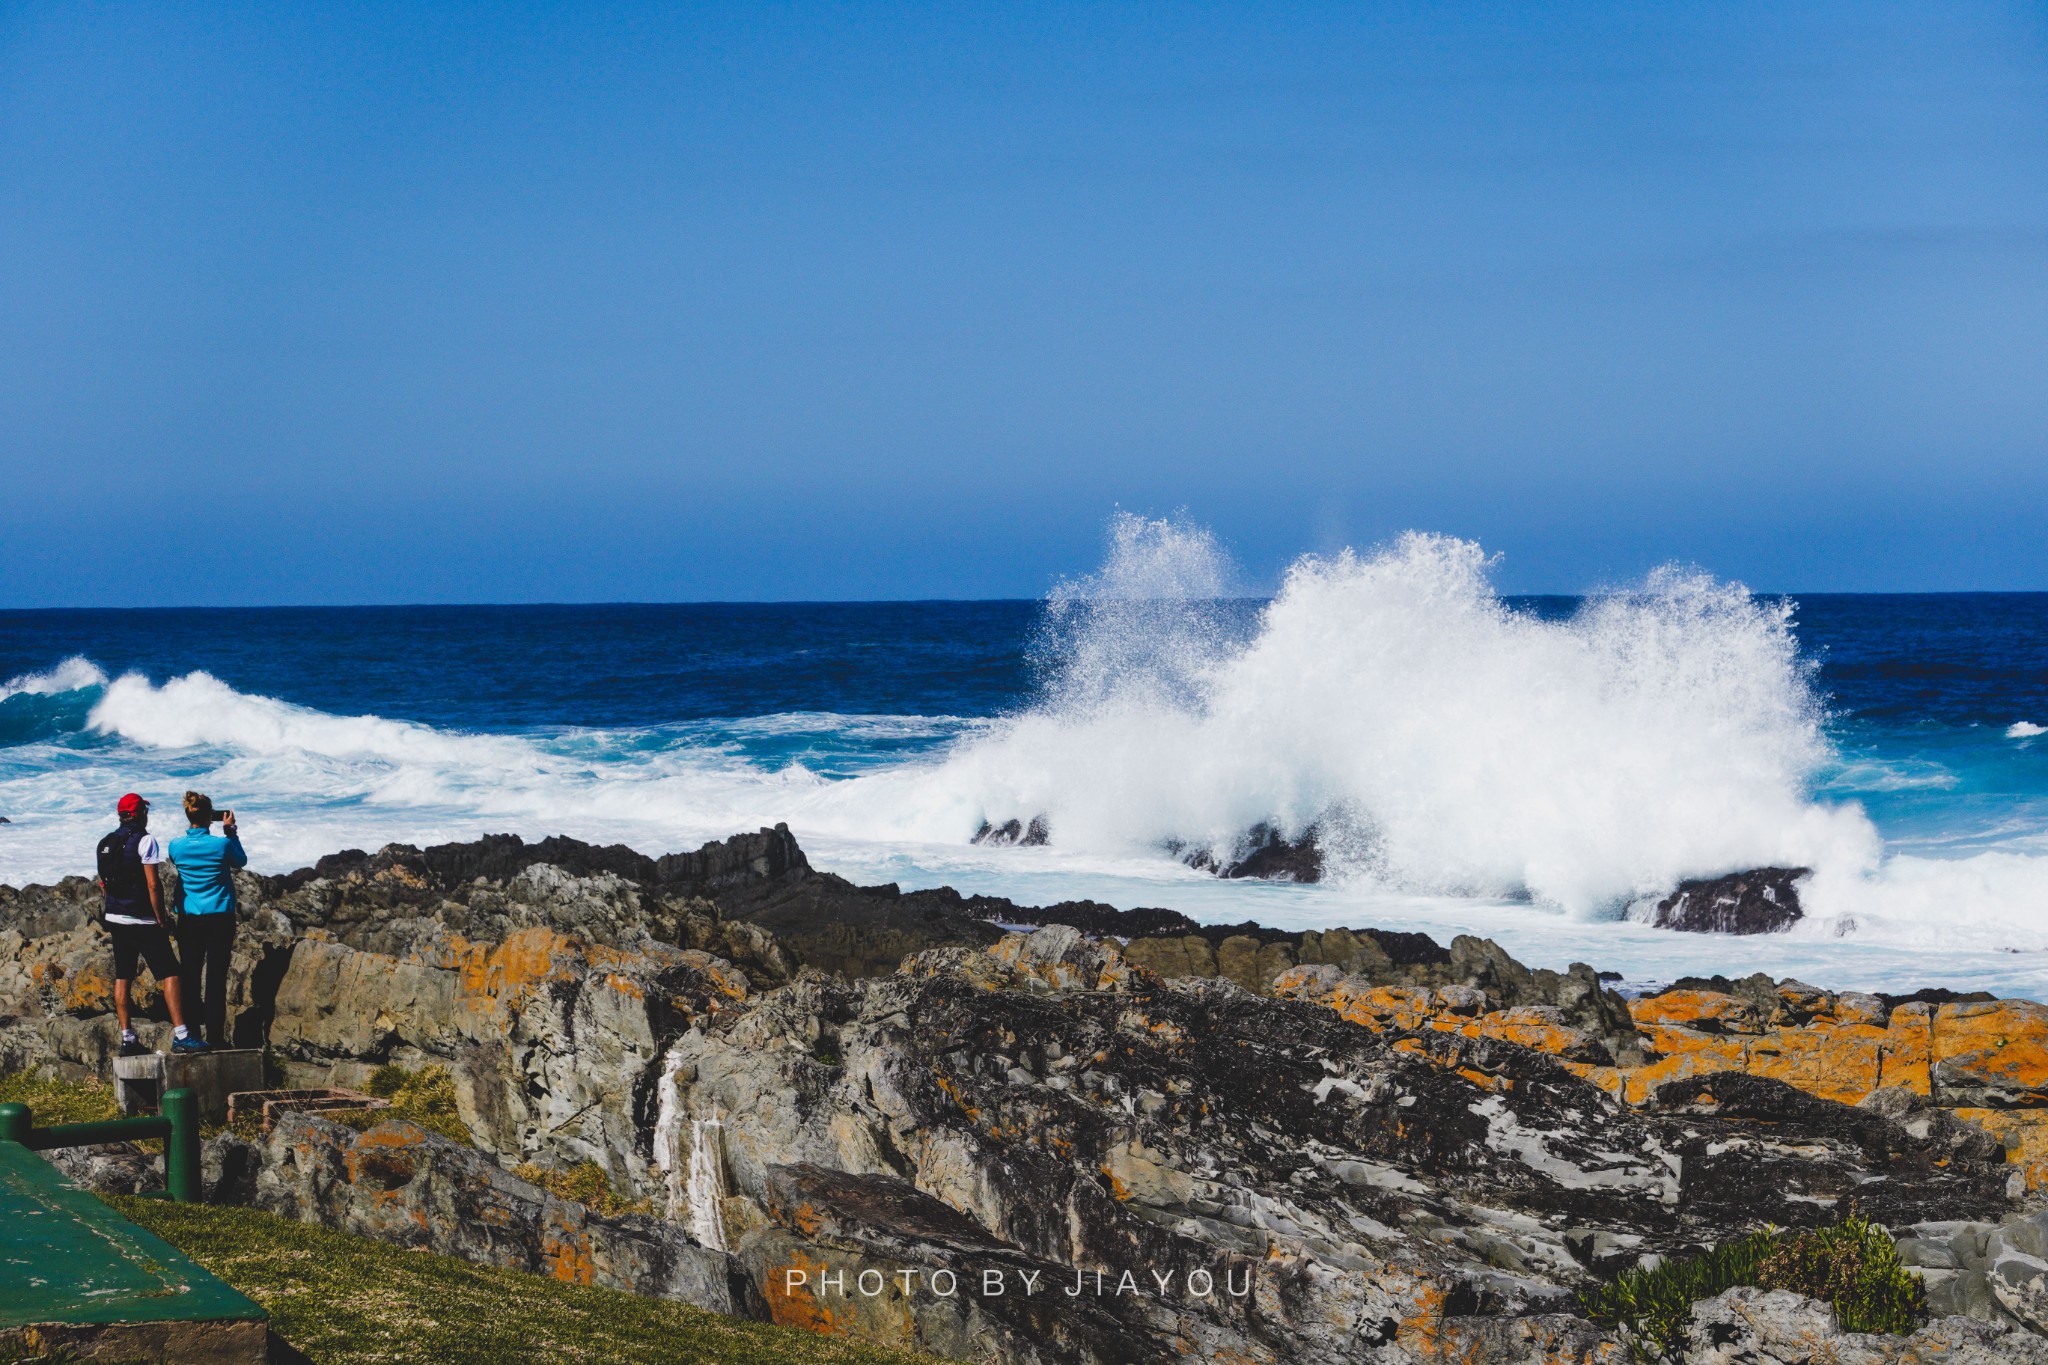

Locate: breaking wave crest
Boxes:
[946,516,1883,913]
[0,657,108,701]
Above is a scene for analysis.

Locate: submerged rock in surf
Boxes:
[1179,821,1324,883]
[972,815,1050,847]
[1650,866,1809,934]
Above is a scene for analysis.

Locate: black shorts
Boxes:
[107,921,181,984]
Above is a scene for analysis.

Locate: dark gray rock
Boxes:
[204,1130,264,1206]
[1180,821,1325,882]
[42,1139,160,1195]
[972,816,1051,847]
[1650,866,1809,934]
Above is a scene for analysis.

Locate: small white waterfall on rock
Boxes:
[685,1118,731,1252]
[651,1044,729,1252]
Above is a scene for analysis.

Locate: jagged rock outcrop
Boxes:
[247,1110,754,1314]
[1891,1205,2048,1331]
[1682,1286,2048,1363]
[0,831,798,1191]
[657,927,2015,1362]
[41,1138,160,1195]
[1268,964,2048,1199]
[1650,867,1809,934]
[6,827,2048,1362]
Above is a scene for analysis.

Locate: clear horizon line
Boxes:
[7,588,2048,613]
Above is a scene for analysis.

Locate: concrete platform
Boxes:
[114,1048,265,1123]
[0,1140,266,1363]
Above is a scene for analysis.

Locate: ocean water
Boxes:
[4,523,2047,997]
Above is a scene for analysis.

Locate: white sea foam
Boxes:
[0,657,108,701]
[2010,721,2046,739]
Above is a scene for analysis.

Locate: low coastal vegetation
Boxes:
[510,1156,651,1217]
[0,1067,119,1125]
[1579,1214,1927,1360]
[110,1194,937,1365]
[338,1063,472,1146]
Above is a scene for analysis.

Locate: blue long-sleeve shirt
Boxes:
[167,828,247,917]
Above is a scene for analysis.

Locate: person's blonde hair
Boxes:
[183,791,214,826]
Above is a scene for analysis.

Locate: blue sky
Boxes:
[3,2,2045,605]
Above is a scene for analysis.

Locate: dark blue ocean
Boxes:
[5,548,2048,994]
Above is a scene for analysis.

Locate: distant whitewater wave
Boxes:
[2011,721,2046,739]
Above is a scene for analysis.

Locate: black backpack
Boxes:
[96,824,150,921]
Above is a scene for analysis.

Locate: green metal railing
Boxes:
[0,1087,201,1202]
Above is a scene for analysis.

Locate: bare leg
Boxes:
[161,974,189,1030]
[115,975,187,1033]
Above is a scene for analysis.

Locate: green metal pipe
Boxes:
[0,1090,203,1203]
[27,1116,171,1149]
[162,1088,201,1204]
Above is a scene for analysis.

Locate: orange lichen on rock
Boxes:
[445,927,583,1003]
[59,964,114,1014]
[1745,1023,1888,1105]
[343,1123,425,1193]
[1329,984,1436,1032]
[1452,1007,1600,1063]
[1273,958,2048,1207]
[1954,1107,2048,1192]
[1393,1275,1448,1352]
[540,1224,597,1284]
[1934,999,2048,1100]
[598,971,646,1000]
[1627,989,1767,1035]
[765,1250,846,1335]
[1878,1003,1934,1096]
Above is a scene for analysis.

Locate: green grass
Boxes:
[109,1196,942,1365]
[1578,1214,1926,1361]
[0,1069,121,1126]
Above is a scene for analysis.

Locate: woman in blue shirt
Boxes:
[166,791,247,1048]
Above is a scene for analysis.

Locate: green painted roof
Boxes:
[0,1140,265,1328]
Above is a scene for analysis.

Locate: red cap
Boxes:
[117,793,148,817]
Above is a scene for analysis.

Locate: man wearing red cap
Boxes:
[95,793,204,1056]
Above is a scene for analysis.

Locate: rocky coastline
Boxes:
[7,827,2048,1362]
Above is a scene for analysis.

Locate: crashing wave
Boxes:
[0,656,108,702]
[937,515,1876,914]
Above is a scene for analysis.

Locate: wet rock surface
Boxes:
[1650,867,1809,935]
[5,827,2048,1361]
[1177,821,1326,882]
[973,816,1051,847]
